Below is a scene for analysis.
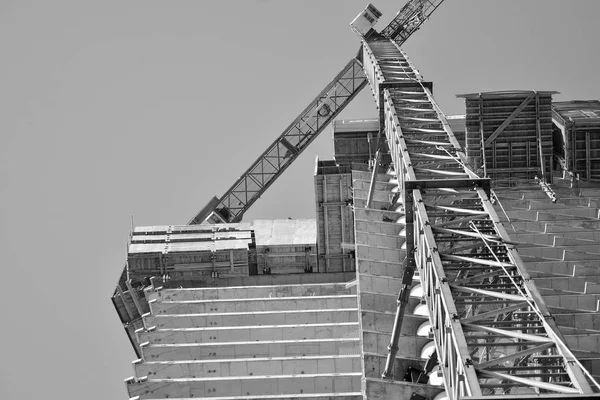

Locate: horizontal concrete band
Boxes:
[155,295,357,304]
[138,354,361,365]
[141,338,361,361]
[138,322,359,344]
[150,296,357,314]
[139,372,363,381]
[129,393,362,400]
[128,374,362,398]
[153,283,355,301]
[144,337,360,347]
[134,355,361,379]
[144,308,359,329]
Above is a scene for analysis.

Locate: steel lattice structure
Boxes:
[380,0,445,47]
[360,34,599,398]
[189,0,443,225]
[188,60,367,225]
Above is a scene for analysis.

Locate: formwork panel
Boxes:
[314,159,355,273]
[333,119,378,165]
[253,219,317,274]
[553,100,600,182]
[127,225,255,280]
[458,90,556,183]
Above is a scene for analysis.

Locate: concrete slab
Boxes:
[153,272,355,291]
[141,338,361,361]
[149,295,358,315]
[153,282,355,301]
[144,308,359,329]
[128,373,362,399]
[134,355,362,379]
[137,322,360,344]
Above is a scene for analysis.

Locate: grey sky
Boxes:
[1,1,599,399]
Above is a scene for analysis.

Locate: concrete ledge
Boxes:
[150,295,358,315]
[134,355,361,379]
[154,272,355,291]
[141,338,361,361]
[127,373,362,398]
[130,394,362,400]
[144,308,359,329]
[137,322,359,344]
[156,282,356,301]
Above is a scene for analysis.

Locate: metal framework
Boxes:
[188,59,367,225]
[360,34,599,398]
[380,0,445,46]
[189,0,445,225]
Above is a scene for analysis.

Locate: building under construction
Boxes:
[112,2,600,399]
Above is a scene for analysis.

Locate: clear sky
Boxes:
[1,1,599,399]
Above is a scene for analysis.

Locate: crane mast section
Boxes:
[361,36,597,398]
[188,59,367,225]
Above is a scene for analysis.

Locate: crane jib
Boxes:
[188,58,367,225]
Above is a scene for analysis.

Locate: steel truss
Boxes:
[188,59,367,225]
[380,0,446,47]
[361,35,599,398]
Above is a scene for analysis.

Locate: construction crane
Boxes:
[351,13,600,399]
[115,2,600,399]
[192,0,600,395]
[188,0,445,225]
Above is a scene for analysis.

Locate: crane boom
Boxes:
[360,30,598,397]
[188,58,367,225]
[380,0,445,46]
[189,0,447,225]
